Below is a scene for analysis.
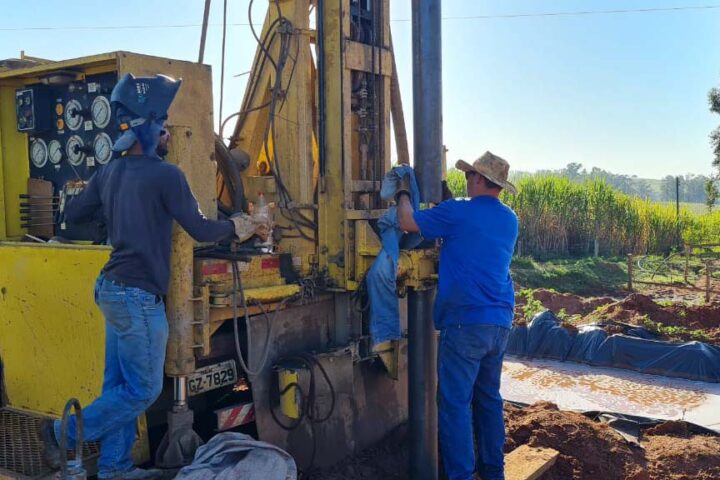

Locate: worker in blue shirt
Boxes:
[37,73,267,480]
[398,151,519,480]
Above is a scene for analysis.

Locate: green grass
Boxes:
[512,256,627,295]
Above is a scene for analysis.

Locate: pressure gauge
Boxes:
[30,138,48,168]
[93,133,113,164]
[91,96,111,129]
[66,135,86,166]
[48,140,63,164]
[64,99,84,131]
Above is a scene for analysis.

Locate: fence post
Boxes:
[627,254,634,291]
[705,261,712,304]
[684,243,690,284]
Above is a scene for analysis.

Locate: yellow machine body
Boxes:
[0,52,215,476]
[0,1,438,475]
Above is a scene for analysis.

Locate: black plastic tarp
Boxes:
[508,310,720,383]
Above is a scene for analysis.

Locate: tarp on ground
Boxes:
[507,310,720,383]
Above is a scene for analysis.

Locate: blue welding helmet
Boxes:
[111,73,182,155]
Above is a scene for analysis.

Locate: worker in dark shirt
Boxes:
[398,152,519,480]
[38,73,266,480]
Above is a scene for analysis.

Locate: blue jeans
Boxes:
[438,324,510,480]
[55,274,168,479]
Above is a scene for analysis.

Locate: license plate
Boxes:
[187,360,238,397]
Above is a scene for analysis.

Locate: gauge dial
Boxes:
[30,139,48,168]
[48,140,63,164]
[91,96,111,129]
[94,133,113,164]
[64,99,84,131]
[66,135,86,166]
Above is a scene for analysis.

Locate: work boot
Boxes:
[37,419,62,470]
[102,468,165,480]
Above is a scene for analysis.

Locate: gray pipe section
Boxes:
[410,0,442,478]
[408,288,438,480]
[412,0,443,204]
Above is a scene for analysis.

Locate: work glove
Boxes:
[395,175,412,203]
[230,213,271,243]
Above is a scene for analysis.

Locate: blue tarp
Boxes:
[508,310,720,383]
[367,166,422,346]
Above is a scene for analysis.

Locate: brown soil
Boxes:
[642,421,720,480]
[531,289,615,316]
[504,402,649,480]
[309,403,720,480]
[587,293,720,344]
[516,288,720,344]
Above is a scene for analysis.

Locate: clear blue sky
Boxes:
[2,1,719,179]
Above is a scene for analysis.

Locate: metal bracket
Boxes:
[190,285,211,357]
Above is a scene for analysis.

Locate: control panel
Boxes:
[20,73,118,241]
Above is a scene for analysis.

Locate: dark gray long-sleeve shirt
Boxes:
[66,155,235,295]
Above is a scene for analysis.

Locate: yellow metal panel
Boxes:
[318,0,350,288]
[0,87,29,239]
[0,243,110,414]
[117,53,216,220]
[0,124,6,240]
[0,52,118,80]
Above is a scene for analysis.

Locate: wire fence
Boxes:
[627,243,720,302]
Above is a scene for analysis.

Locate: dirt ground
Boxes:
[515,288,720,345]
[307,402,720,480]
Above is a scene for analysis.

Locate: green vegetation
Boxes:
[517,288,546,321]
[511,256,627,295]
[446,170,720,258]
[642,317,710,342]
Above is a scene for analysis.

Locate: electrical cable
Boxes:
[231,259,276,377]
[6,4,720,32]
[267,351,336,474]
[248,0,279,71]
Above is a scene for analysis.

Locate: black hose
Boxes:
[268,352,336,474]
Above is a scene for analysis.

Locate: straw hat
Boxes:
[455,151,517,195]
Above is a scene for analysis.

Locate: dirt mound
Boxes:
[531,289,615,316]
[504,402,648,480]
[310,404,720,480]
[643,430,720,480]
[643,420,693,438]
[590,293,720,344]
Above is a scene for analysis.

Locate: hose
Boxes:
[232,260,267,377]
[268,352,337,474]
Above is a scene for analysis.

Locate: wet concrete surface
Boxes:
[502,356,720,431]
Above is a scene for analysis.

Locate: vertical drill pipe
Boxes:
[408,288,438,480]
[412,0,443,204]
[410,0,442,479]
[198,0,212,63]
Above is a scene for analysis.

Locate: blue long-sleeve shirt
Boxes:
[66,155,235,295]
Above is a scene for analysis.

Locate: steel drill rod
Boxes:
[410,0,442,478]
[412,0,443,204]
[408,288,438,480]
